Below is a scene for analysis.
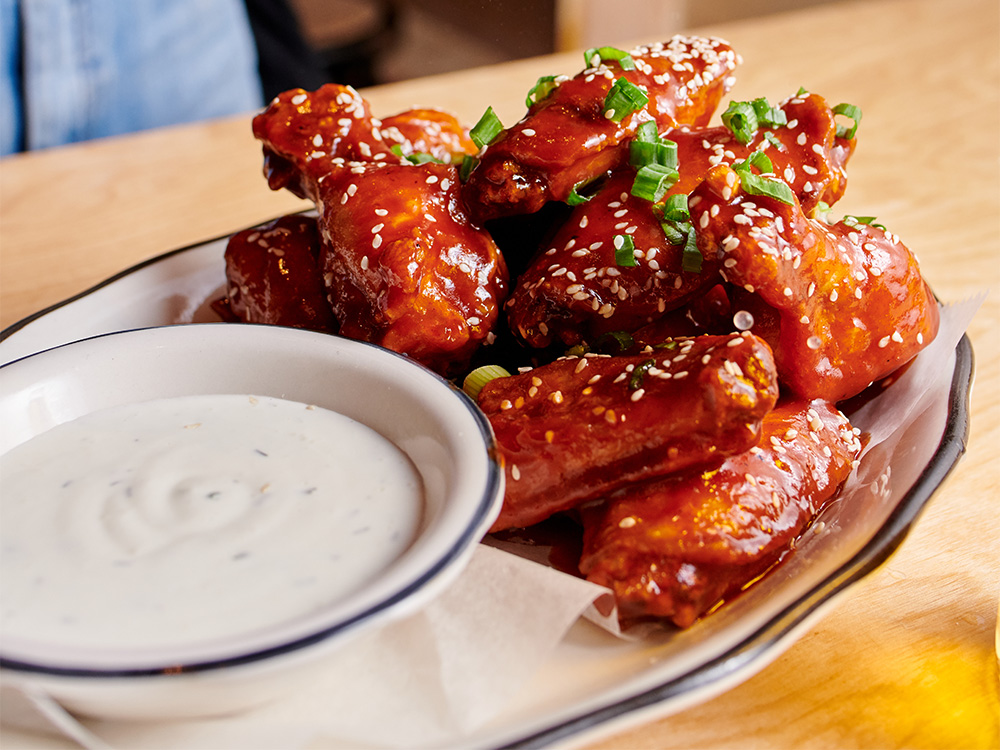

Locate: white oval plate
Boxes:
[0,229,974,749]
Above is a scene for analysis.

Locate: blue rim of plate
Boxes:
[0,227,974,743]
[0,323,504,679]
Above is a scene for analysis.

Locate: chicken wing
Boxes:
[316,160,508,375]
[218,214,337,333]
[579,399,862,628]
[690,163,939,402]
[251,83,400,201]
[462,36,740,223]
[478,332,779,532]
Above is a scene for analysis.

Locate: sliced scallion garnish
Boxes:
[584,46,636,71]
[462,364,512,400]
[459,154,478,182]
[732,156,795,205]
[681,227,703,273]
[751,97,788,128]
[613,234,638,266]
[628,359,656,390]
[631,163,678,203]
[470,106,503,149]
[843,214,886,230]
[526,75,559,108]
[763,131,786,151]
[832,102,862,139]
[721,100,758,144]
[567,181,595,206]
[659,193,690,222]
[603,77,648,123]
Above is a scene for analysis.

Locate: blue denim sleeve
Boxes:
[0,0,23,155]
[5,0,264,154]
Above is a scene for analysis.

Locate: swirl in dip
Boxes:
[0,394,424,651]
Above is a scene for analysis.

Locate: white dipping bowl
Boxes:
[0,324,503,720]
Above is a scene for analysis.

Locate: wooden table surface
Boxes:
[1,0,998,747]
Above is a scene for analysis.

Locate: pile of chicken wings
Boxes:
[216,36,939,628]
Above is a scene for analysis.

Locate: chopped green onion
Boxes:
[813,200,833,223]
[740,170,796,204]
[526,75,559,108]
[746,150,774,174]
[462,364,511,400]
[635,120,658,142]
[628,359,656,390]
[390,144,443,165]
[613,234,638,266]
[470,106,503,149]
[843,214,886,230]
[681,227,703,273]
[660,221,688,246]
[584,46,636,71]
[796,86,810,96]
[593,330,634,354]
[721,100,758,144]
[459,154,478,182]
[763,131,786,151]
[567,181,595,206]
[630,135,678,170]
[659,193,689,222]
[631,163,678,203]
[832,102,862,139]
[603,77,648,123]
[751,97,788,128]
[657,193,693,247]
[732,156,795,205]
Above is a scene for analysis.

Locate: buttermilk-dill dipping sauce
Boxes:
[0,394,424,651]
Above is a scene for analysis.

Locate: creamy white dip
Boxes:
[0,394,423,651]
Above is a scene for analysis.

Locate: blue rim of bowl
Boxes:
[0,324,504,679]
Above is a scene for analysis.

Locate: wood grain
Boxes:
[0,0,997,747]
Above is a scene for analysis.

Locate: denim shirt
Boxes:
[1,0,264,155]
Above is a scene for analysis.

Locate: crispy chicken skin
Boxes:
[220,214,337,333]
[691,163,939,402]
[462,36,740,223]
[316,160,508,376]
[579,399,862,628]
[478,333,779,532]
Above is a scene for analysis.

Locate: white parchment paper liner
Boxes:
[0,297,982,750]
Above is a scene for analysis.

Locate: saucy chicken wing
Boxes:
[463,36,740,223]
[579,399,862,628]
[316,160,508,375]
[219,214,337,333]
[478,332,779,532]
[503,92,857,350]
[252,83,400,202]
[504,169,720,348]
[690,163,939,402]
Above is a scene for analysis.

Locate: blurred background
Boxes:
[2,0,838,155]
[281,0,837,91]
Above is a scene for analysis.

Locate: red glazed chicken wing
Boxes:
[463,36,740,223]
[478,332,779,532]
[690,163,939,401]
[316,160,508,375]
[219,214,337,333]
[579,399,862,628]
